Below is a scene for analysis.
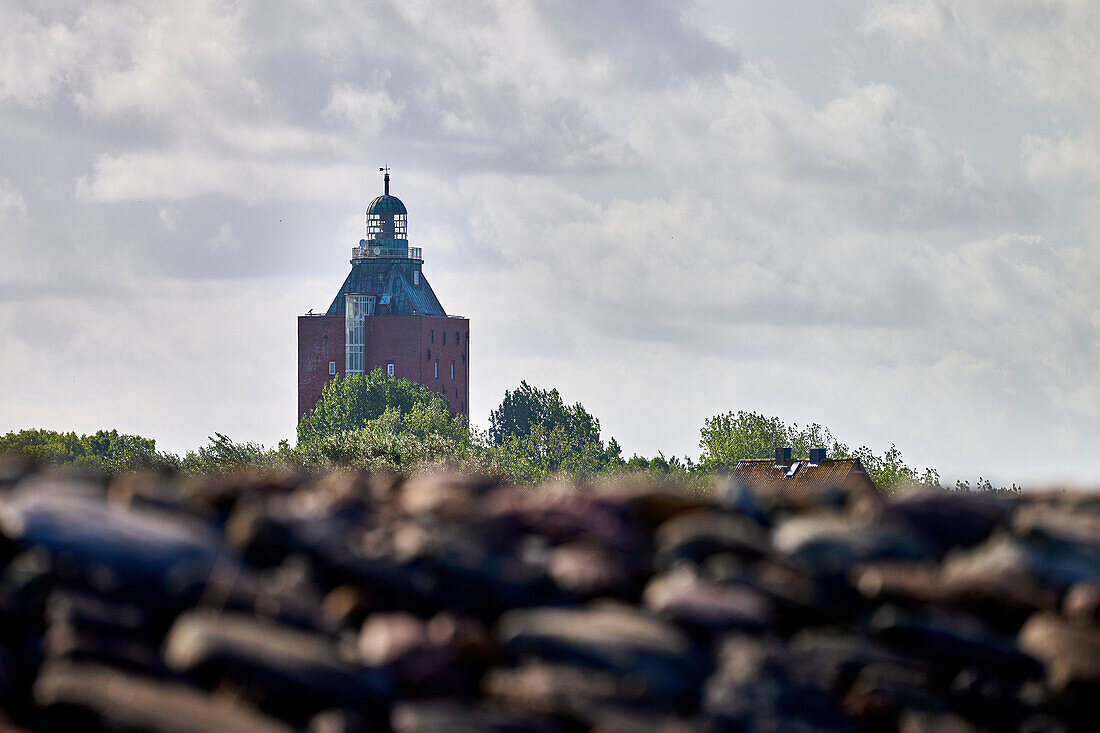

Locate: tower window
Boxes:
[434,361,439,379]
[451,362,455,380]
[443,331,446,346]
[344,294,373,375]
[329,361,336,376]
[461,354,466,365]
[431,330,434,344]
[413,271,420,285]
[387,363,395,377]
[427,349,431,360]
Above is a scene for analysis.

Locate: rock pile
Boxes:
[0,458,1097,731]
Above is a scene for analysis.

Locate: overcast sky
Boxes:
[2,0,1099,485]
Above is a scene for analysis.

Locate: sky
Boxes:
[2,0,1099,486]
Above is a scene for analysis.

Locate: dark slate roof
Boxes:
[325,259,447,317]
[366,194,407,216]
[733,457,878,509]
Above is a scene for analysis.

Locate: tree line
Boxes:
[1,369,964,491]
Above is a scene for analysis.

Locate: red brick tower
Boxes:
[298,170,469,422]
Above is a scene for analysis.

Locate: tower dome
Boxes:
[365,169,407,242]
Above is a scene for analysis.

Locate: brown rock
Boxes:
[1018,611,1100,692]
[1064,580,1100,624]
[548,541,634,598]
[34,662,294,733]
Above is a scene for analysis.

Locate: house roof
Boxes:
[733,457,877,510]
[326,259,446,317]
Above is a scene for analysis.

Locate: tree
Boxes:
[297,368,459,444]
[0,428,179,474]
[489,381,600,447]
[298,404,477,473]
[697,410,935,492]
[487,382,619,480]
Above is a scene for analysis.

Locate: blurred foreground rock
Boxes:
[0,465,1096,731]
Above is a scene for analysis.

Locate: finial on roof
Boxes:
[379,165,390,195]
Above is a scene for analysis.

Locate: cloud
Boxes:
[323,78,404,131]
[0,179,26,223]
[863,1,1100,184]
[1,0,1098,483]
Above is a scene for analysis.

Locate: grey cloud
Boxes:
[1,0,1098,482]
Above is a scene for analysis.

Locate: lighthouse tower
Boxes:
[297,170,469,421]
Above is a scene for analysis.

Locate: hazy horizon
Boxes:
[3,1,1100,486]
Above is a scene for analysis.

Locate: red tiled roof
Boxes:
[733,457,877,509]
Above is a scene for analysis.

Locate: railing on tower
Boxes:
[351,243,423,261]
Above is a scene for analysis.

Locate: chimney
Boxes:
[774,447,792,466]
[809,447,827,465]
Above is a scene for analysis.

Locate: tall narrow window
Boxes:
[413,271,420,285]
[345,294,373,375]
[431,330,434,344]
[434,361,439,379]
[387,363,395,377]
[443,331,446,346]
[329,361,336,376]
[451,362,455,380]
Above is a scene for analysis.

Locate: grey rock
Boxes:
[870,606,1042,677]
[655,510,771,569]
[164,610,390,712]
[773,514,932,576]
[886,490,1013,557]
[0,487,224,606]
[497,601,704,700]
[644,568,773,633]
[939,533,1099,616]
[486,487,646,554]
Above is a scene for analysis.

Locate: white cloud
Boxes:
[1,0,1099,482]
[209,223,238,252]
[323,79,404,131]
[864,1,1100,184]
[0,179,26,223]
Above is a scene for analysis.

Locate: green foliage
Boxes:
[297,368,452,444]
[297,401,475,473]
[698,411,845,474]
[698,410,936,492]
[180,433,289,474]
[486,382,620,481]
[953,476,1020,494]
[489,381,600,448]
[0,428,179,474]
[1,385,948,491]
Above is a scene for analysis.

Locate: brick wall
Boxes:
[299,314,470,422]
[297,315,345,421]
[417,317,470,418]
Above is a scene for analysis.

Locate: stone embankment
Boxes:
[0,458,1096,731]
